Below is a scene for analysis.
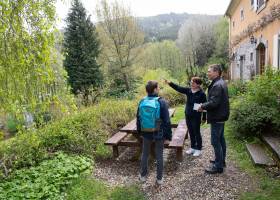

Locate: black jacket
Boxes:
[136,94,172,140]
[169,82,207,120]
[201,77,230,123]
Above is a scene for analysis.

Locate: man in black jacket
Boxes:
[198,64,230,174]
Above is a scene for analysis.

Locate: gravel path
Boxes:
[94,128,255,200]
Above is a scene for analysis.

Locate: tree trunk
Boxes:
[123,73,130,91]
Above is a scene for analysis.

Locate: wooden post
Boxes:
[176,147,183,162]
[112,146,119,158]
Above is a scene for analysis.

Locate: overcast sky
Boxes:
[56,0,231,28]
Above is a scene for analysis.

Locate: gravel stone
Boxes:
[94,128,255,200]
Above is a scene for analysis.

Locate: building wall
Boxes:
[229,0,280,80]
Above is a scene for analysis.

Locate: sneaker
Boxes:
[193,150,202,157]
[139,175,147,183]
[185,148,195,155]
[156,179,163,185]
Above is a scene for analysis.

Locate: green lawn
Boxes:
[67,177,145,200]
[171,105,185,124]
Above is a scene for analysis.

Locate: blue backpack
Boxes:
[139,96,161,132]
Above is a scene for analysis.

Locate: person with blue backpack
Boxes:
[164,77,207,157]
[137,80,172,185]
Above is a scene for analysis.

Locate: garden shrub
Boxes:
[0,99,136,176]
[0,152,92,200]
[230,69,280,138]
[6,115,22,133]
[228,80,247,98]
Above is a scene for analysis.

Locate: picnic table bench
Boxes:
[105,108,188,161]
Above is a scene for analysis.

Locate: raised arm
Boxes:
[168,82,190,95]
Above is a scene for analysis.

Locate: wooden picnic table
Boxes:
[105,108,188,161]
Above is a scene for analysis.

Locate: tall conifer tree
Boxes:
[64,0,102,101]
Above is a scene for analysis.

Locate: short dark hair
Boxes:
[209,64,222,76]
[191,77,202,85]
[146,80,158,94]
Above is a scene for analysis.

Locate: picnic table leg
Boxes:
[176,147,183,162]
[185,130,189,139]
[112,146,119,158]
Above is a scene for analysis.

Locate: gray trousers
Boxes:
[140,137,164,180]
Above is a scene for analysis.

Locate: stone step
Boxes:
[246,143,276,167]
[262,135,280,160]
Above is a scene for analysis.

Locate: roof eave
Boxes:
[225,0,241,18]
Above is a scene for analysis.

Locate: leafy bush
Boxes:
[0,99,136,176]
[6,116,21,133]
[0,132,47,177]
[230,69,280,137]
[0,152,92,200]
[228,80,247,98]
[230,100,278,138]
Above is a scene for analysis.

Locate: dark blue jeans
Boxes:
[210,122,226,169]
[186,116,202,150]
[140,138,164,180]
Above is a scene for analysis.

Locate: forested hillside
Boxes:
[138,13,221,42]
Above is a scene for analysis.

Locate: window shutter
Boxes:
[254,0,258,11]
[273,34,279,68]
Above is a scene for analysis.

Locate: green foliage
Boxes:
[160,87,186,107]
[208,17,229,71]
[136,69,186,106]
[110,186,145,200]
[64,0,103,103]
[67,177,145,200]
[138,40,186,79]
[228,80,247,98]
[0,131,4,141]
[0,0,75,126]
[67,177,110,200]
[96,0,144,94]
[230,100,277,138]
[171,105,185,124]
[0,132,47,177]
[6,116,20,133]
[230,69,280,137]
[0,152,92,200]
[139,13,189,42]
[0,99,136,176]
